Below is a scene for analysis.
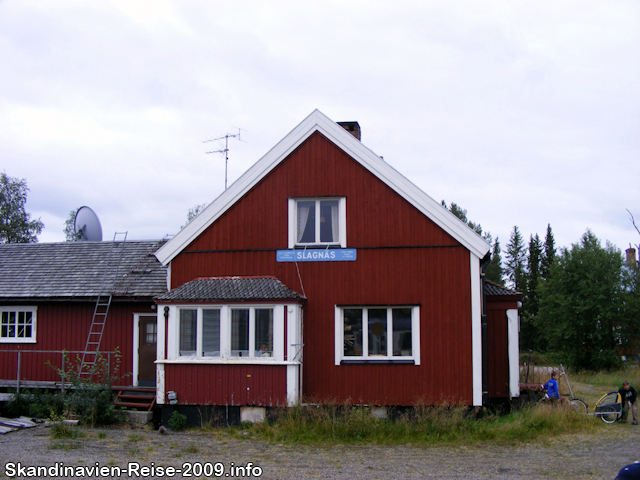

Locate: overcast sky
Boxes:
[1,1,639,256]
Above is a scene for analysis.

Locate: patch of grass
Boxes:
[49,441,81,450]
[126,433,142,443]
[238,402,605,446]
[97,431,107,439]
[183,444,199,454]
[49,423,82,439]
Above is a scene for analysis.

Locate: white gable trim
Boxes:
[156,110,490,265]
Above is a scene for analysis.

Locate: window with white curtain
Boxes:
[289,197,346,247]
[177,306,277,360]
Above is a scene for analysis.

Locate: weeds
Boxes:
[183,444,199,454]
[49,423,82,440]
[6,349,129,427]
[238,402,603,446]
[169,411,188,431]
[50,441,82,450]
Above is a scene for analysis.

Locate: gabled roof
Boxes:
[155,276,305,303]
[155,109,491,265]
[0,240,167,300]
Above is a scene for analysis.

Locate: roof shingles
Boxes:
[156,276,305,303]
[0,240,167,299]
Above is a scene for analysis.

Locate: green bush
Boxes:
[169,411,188,431]
[6,350,128,427]
[47,349,128,427]
[6,390,64,419]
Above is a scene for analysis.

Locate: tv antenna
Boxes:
[204,128,244,190]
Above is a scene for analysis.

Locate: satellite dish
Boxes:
[74,206,103,241]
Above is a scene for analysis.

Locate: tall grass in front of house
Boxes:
[233,402,603,446]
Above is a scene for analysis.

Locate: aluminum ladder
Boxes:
[80,232,128,378]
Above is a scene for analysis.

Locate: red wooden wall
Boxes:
[165,364,287,406]
[169,132,476,405]
[0,301,156,387]
[486,297,519,399]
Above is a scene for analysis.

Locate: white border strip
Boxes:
[470,252,482,407]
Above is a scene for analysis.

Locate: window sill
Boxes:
[0,339,37,344]
[339,359,415,365]
[158,358,299,366]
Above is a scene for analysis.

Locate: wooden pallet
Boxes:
[112,387,156,412]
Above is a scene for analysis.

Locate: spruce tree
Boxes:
[505,226,526,291]
[485,236,505,285]
[520,234,543,351]
[541,224,556,280]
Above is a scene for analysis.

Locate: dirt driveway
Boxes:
[1,423,638,479]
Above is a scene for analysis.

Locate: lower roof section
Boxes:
[155,276,306,304]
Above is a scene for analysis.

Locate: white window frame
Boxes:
[334,305,420,365]
[172,305,285,362]
[288,197,347,248]
[0,306,37,343]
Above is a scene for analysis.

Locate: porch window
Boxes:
[231,307,274,358]
[337,306,420,364]
[0,307,37,343]
[176,305,277,361]
[289,197,346,248]
[179,308,221,357]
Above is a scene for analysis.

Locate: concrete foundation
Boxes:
[371,407,388,419]
[123,410,153,427]
[240,407,266,423]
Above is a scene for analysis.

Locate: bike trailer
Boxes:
[594,391,622,424]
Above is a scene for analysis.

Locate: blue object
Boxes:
[277,248,357,262]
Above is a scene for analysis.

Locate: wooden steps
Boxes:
[113,387,156,412]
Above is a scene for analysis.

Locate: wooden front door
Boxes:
[138,316,157,387]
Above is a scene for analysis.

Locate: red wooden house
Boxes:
[153,110,521,419]
[0,111,520,423]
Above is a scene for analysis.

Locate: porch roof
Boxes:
[155,276,305,303]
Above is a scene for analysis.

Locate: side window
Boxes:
[337,306,420,364]
[0,307,37,343]
[289,197,346,248]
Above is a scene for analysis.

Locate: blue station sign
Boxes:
[277,248,357,262]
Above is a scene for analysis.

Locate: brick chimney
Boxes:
[626,247,637,267]
[337,121,361,141]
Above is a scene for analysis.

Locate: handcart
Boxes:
[592,391,623,424]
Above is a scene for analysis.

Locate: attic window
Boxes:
[0,307,37,343]
[288,197,346,248]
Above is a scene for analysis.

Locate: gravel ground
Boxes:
[0,423,638,479]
